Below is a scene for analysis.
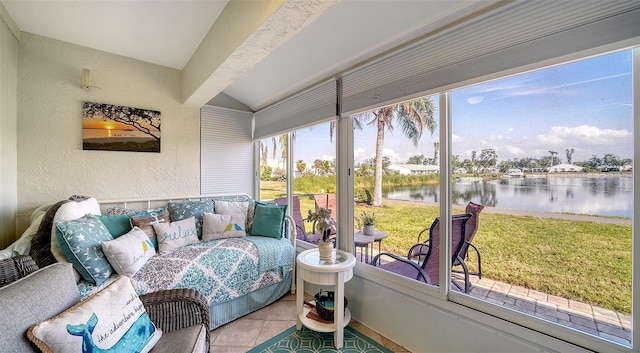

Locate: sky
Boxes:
[268,49,633,168]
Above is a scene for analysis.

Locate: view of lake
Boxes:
[384,175,633,218]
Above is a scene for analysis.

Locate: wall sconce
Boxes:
[81,68,97,90]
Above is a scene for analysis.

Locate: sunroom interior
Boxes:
[1,1,639,352]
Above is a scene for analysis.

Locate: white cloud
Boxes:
[382,148,401,162]
[500,145,527,157]
[536,125,631,147]
[354,147,366,163]
[467,96,484,104]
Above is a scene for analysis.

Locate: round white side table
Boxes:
[296,248,356,349]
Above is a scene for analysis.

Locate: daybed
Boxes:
[15,194,296,331]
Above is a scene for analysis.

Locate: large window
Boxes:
[258,121,337,244]
[451,50,633,344]
[252,10,637,347]
[351,97,441,266]
[357,49,633,346]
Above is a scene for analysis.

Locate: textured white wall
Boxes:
[0,12,18,248]
[16,33,201,233]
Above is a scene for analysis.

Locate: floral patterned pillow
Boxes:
[167,200,213,239]
[55,214,114,285]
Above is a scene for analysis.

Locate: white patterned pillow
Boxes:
[28,276,161,353]
[202,213,247,240]
[214,200,255,231]
[102,227,156,276]
[152,217,199,253]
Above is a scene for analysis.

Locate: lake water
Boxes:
[383,175,634,218]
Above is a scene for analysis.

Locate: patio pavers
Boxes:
[467,274,631,346]
[358,248,632,346]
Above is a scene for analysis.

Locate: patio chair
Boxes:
[410,201,484,279]
[371,213,472,293]
[455,201,484,278]
[275,196,324,244]
[313,193,337,235]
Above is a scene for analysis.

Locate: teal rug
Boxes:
[248,326,393,353]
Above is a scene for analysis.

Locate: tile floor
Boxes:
[209,292,409,352]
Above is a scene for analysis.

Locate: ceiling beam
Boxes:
[181,0,336,107]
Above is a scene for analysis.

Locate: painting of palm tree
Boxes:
[352,97,436,207]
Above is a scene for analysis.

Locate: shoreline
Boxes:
[383,198,632,226]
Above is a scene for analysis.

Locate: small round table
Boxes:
[354,229,388,263]
[296,249,356,349]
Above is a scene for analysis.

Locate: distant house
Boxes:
[388,164,439,175]
[549,163,584,173]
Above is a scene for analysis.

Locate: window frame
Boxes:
[253,41,639,353]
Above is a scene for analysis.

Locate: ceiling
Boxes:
[2,0,497,111]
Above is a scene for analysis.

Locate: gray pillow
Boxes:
[0,263,79,353]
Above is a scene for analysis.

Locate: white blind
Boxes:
[342,1,640,115]
[254,79,337,139]
[201,106,254,195]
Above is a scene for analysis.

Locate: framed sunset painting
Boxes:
[82,101,161,153]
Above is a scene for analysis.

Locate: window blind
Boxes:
[253,79,337,139]
[201,105,254,195]
[342,1,640,115]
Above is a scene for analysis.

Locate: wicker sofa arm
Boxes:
[0,255,39,288]
[140,288,210,346]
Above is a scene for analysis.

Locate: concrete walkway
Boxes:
[460,274,631,346]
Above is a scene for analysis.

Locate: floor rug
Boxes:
[247,326,393,353]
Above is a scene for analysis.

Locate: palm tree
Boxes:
[549,151,558,168]
[352,97,436,207]
[296,159,306,174]
[565,148,574,164]
[260,141,269,170]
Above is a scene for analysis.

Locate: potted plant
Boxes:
[306,207,336,259]
[360,211,376,236]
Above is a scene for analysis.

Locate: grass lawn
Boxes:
[259,181,632,314]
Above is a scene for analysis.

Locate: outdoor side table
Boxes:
[354,230,388,263]
[296,248,356,349]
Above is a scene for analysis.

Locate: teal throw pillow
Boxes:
[98,214,132,238]
[168,200,213,239]
[55,214,114,285]
[250,203,287,239]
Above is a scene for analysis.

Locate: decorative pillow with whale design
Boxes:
[28,276,161,353]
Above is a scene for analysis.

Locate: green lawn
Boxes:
[259,181,632,314]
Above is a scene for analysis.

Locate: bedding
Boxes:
[79,236,292,301]
[23,194,296,330]
[77,235,294,329]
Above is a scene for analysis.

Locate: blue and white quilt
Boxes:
[78,236,293,305]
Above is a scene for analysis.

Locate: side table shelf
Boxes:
[299,300,352,332]
[296,249,356,349]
